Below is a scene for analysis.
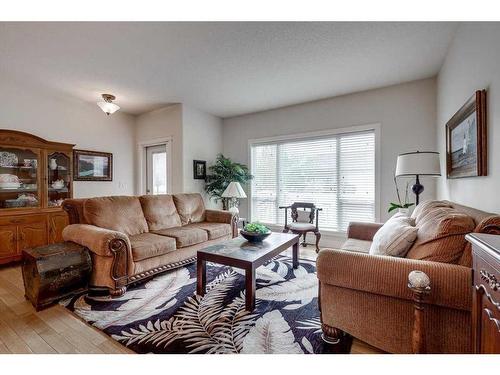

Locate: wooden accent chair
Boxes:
[280,202,322,252]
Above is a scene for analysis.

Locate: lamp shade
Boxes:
[97,101,120,115]
[221,182,247,198]
[395,151,441,177]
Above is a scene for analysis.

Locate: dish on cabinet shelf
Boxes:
[0,152,18,167]
[0,174,21,189]
[5,193,39,208]
[0,173,20,182]
[0,182,22,189]
[48,198,64,207]
[51,179,65,189]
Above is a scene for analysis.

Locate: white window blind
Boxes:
[250,130,375,232]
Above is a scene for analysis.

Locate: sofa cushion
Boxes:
[289,222,316,231]
[406,207,475,264]
[458,215,500,267]
[129,233,177,262]
[139,194,182,231]
[369,213,418,257]
[83,196,149,236]
[187,222,232,240]
[411,200,452,225]
[153,226,208,248]
[173,193,206,224]
[340,238,372,253]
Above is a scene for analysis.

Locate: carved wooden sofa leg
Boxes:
[110,286,127,297]
[408,270,431,354]
[321,323,347,344]
[109,238,129,298]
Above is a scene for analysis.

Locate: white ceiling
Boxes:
[0,22,457,118]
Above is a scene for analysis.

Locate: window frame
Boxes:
[247,123,381,235]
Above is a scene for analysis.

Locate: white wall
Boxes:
[135,104,183,193]
[0,78,224,202]
[135,103,223,204]
[223,78,438,223]
[182,104,223,208]
[0,78,136,198]
[436,23,500,213]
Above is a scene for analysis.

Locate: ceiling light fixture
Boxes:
[97,94,120,115]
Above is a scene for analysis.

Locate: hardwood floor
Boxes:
[0,263,131,354]
[0,257,384,354]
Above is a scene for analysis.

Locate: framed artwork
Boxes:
[73,149,113,181]
[193,160,206,180]
[446,90,487,179]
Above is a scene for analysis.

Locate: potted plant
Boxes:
[388,176,414,214]
[240,222,271,242]
[205,154,253,210]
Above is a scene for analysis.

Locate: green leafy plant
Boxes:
[388,176,415,213]
[243,222,270,234]
[205,154,253,209]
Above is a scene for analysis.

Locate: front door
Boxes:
[145,144,168,195]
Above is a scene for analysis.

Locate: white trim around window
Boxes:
[247,123,381,234]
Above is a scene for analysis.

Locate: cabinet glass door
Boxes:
[0,147,39,209]
[47,152,71,207]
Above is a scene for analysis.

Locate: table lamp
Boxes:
[221,181,247,214]
[395,151,441,205]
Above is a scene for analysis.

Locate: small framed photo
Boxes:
[446,90,487,179]
[193,160,206,180]
[74,149,113,181]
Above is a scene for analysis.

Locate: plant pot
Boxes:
[240,230,271,243]
[398,208,410,215]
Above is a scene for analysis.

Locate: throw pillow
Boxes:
[410,200,451,225]
[406,207,475,264]
[369,213,418,257]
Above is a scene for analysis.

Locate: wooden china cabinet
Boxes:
[0,130,74,265]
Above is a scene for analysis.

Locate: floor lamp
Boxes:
[395,151,441,205]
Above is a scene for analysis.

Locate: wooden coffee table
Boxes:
[196,232,300,311]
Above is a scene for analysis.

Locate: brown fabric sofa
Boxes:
[62,193,238,296]
[317,200,500,353]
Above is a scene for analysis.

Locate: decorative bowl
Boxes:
[240,230,271,243]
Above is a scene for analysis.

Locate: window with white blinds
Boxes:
[250,129,376,232]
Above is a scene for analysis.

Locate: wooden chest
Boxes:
[466,233,500,353]
[22,242,92,311]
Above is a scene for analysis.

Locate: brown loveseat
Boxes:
[62,193,237,296]
[317,200,500,353]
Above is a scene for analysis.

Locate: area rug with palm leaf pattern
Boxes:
[62,254,341,354]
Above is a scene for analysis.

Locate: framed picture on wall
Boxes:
[73,149,113,181]
[193,160,206,180]
[446,89,487,179]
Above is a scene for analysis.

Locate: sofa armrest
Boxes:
[317,249,472,311]
[62,224,131,257]
[346,221,383,241]
[205,209,238,238]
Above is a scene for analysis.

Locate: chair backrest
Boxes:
[290,202,316,223]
